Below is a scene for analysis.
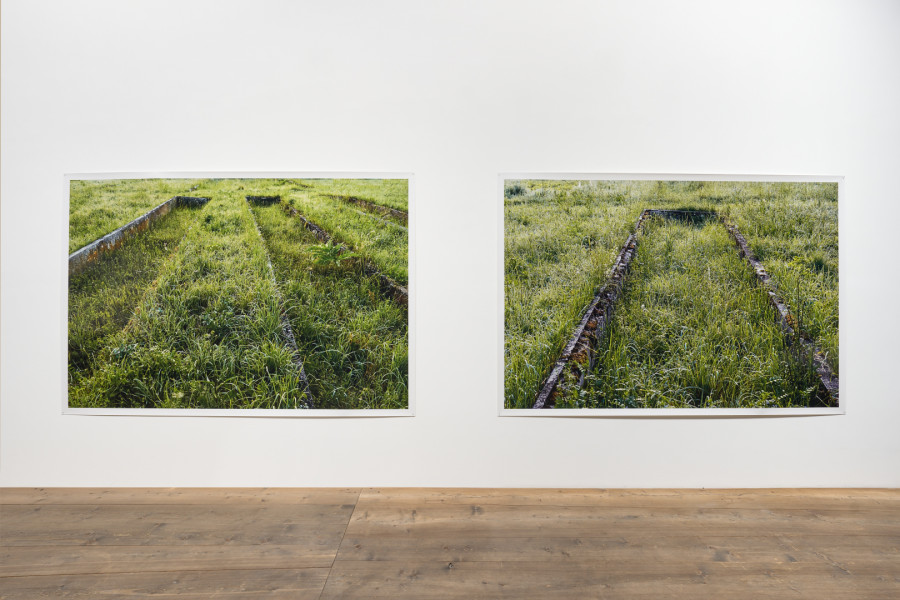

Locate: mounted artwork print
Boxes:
[66,175,411,414]
[502,176,840,414]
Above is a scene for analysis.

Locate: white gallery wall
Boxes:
[2,0,899,487]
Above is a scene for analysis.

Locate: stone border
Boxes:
[281,204,409,306]
[532,209,839,408]
[68,196,210,276]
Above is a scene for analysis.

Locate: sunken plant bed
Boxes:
[69,195,210,276]
[529,206,838,409]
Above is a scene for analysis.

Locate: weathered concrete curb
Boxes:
[533,208,839,408]
[68,196,210,277]
[329,194,408,224]
[245,201,314,408]
[281,204,409,306]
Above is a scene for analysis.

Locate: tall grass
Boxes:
[505,181,646,408]
[69,179,201,253]
[504,180,838,409]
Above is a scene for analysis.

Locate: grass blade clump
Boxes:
[308,240,358,267]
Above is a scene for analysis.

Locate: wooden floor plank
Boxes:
[2,488,898,599]
[0,544,337,577]
[0,568,330,599]
[341,503,900,539]
[1,503,354,547]
[337,532,900,565]
[318,559,900,599]
[0,488,360,506]
[357,488,900,509]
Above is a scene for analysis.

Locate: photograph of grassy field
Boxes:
[68,176,409,410]
[504,179,838,410]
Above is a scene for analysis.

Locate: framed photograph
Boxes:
[500,174,841,416]
[63,173,414,416]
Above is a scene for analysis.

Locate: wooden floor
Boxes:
[0,489,898,599]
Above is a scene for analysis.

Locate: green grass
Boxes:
[68,206,200,381]
[69,181,311,409]
[69,179,201,253]
[300,178,409,212]
[187,179,408,284]
[504,182,644,409]
[252,203,408,409]
[504,180,838,409]
[559,216,822,408]
[68,177,409,410]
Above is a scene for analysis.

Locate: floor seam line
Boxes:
[317,487,364,600]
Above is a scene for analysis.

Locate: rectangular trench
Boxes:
[68,202,208,385]
[68,196,210,276]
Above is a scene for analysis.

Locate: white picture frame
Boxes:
[62,171,416,418]
[498,172,844,418]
